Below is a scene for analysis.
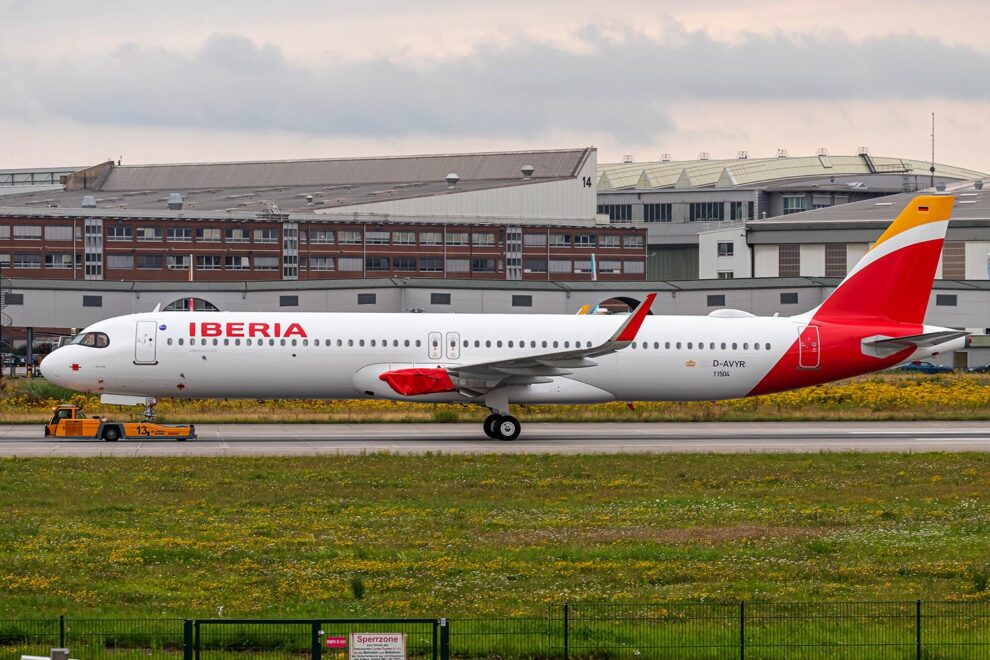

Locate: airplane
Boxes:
[41,194,967,440]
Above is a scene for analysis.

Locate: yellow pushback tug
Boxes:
[45,404,196,441]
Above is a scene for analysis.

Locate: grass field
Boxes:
[2,453,990,621]
[3,371,990,423]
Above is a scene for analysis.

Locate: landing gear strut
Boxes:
[142,397,158,422]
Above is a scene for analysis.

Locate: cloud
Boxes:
[3,25,989,143]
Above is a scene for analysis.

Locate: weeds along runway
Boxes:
[0,421,989,455]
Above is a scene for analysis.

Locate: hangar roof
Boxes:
[0,148,592,214]
[597,153,986,191]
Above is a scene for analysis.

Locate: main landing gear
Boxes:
[483,412,521,441]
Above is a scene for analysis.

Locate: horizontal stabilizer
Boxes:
[862,330,969,358]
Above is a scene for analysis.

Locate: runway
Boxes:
[1,421,989,455]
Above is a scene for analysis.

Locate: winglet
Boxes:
[612,293,656,342]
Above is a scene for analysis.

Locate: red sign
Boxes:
[326,636,348,649]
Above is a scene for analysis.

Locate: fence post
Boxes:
[740,601,745,660]
[439,618,449,660]
[194,620,200,660]
[59,614,65,649]
[312,621,322,660]
[563,603,569,660]
[183,620,193,660]
[916,600,922,660]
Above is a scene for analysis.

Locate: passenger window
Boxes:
[280,339,286,346]
[632,342,637,349]
[508,341,514,348]
[676,342,682,349]
[393,340,398,347]
[339,340,344,347]
[359,339,365,347]
[552,341,559,348]
[486,340,491,348]
[348,340,353,347]
[765,343,771,350]
[167,338,173,346]
[754,343,759,350]
[665,342,670,349]
[235,339,241,346]
[404,339,409,347]
[371,340,377,347]
[531,341,537,348]
[743,342,748,349]
[564,341,569,348]
[178,338,184,346]
[654,342,659,349]
[302,339,308,346]
[732,343,737,350]
[269,339,275,346]
[201,339,207,346]
[542,341,548,348]
[497,340,503,348]
[415,340,421,347]
[687,342,693,349]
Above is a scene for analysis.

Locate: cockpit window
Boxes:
[70,332,110,348]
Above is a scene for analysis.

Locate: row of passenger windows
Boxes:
[165,337,771,351]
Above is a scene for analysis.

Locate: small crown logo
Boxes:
[686,359,696,367]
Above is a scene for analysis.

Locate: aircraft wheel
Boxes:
[483,414,501,439]
[494,415,521,441]
[102,426,120,442]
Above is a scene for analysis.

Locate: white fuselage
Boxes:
[41,311,950,405]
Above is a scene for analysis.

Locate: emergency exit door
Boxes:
[428,332,442,360]
[798,325,820,369]
[446,332,460,360]
[134,320,158,365]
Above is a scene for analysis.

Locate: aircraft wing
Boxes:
[445,293,656,396]
[861,330,969,358]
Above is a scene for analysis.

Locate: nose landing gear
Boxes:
[142,397,158,422]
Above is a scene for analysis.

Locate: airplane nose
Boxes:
[40,350,66,385]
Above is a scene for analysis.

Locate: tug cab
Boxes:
[45,404,196,441]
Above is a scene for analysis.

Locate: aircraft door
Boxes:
[446,332,460,360]
[798,325,820,369]
[134,320,158,365]
[428,332,442,360]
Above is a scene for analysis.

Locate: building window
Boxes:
[0,226,9,239]
[780,292,799,305]
[254,229,279,243]
[195,228,221,242]
[473,233,496,246]
[431,293,451,305]
[690,203,724,222]
[167,228,193,242]
[163,297,219,312]
[13,225,42,240]
[549,260,571,273]
[225,228,250,243]
[308,229,335,244]
[472,258,495,272]
[824,244,847,277]
[253,256,279,271]
[366,256,390,271]
[574,260,593,273]
[82,295,102,308]
[392,231,416,245]
[446,232,469,246]
[337,230,361,244]
[279,295,299,307]
[599,260,621,274]
[195,255,222,271]
[4,293,23,305]
[644,203,672,222]
[598,235,620,248]
[512,295,533,307]
[936,294,957,306]
[729,202,749,221]
[308,256,335,272]
[13,253,41,269]
[707,294,726,307]
[574,234,596,247]
[523,258,547,273]
[136,255,164,270]
[717,242,734,257]
[597,204,632,222]
[624,235,644,249]
[783,195,808,215]
[225,256,251,271]
[107,254,134,269]
[136,227,163,242]
[942,242,966,279]
[44,226,73,241]
[419,257,443,272]
[523,233,547,247]
[419,231,442,246]
[446,258,469,273]
[44,253,75,269]
[549,234,571,247]
[357,293,376,305]
[106,226,133,241]
[393,256,417,272]
[620,260,643,274]
[366,231,390,245]
[716,271,734,280]
[778,244,800,278]
[167,255,190,271]
[338,257,362,271]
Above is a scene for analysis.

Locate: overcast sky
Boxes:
[3,0,990,171]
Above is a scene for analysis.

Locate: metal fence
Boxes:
[3,602,990,659]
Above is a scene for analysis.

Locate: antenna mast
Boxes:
[930,112,936,188]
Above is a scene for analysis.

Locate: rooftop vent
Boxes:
[975,180,985,190]
[936,183,946,192]
[305,194,314,205]
[520,164,535,179]
[660,153,671,163]
[81,195,97,209]
[622,154,635,164]
[857,146,870,156]
[817,147,830,156]
[445,172,460,187]
[736,151,748,160]
[167,192,183,210]
[776,149,789,159]
[698,152,710,161]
